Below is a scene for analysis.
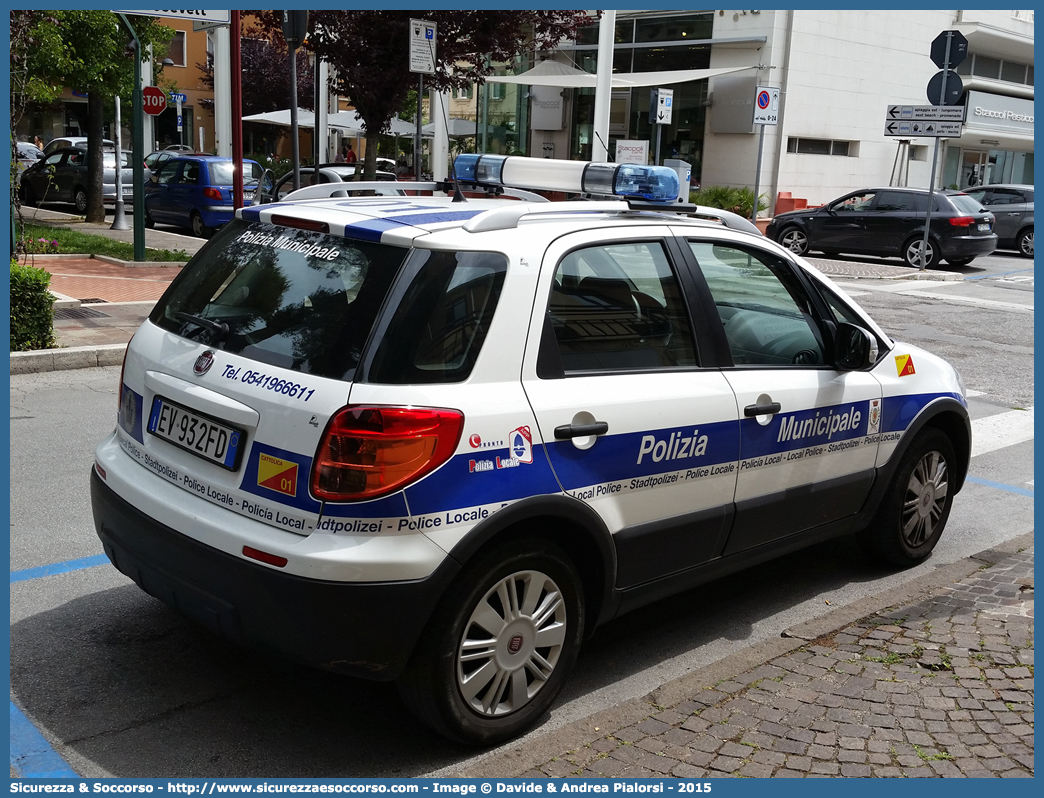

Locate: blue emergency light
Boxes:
[453,154,680,203]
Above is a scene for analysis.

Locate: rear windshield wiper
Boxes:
[175,311,229,339]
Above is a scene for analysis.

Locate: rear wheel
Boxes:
[903,236,938,268]
[858,428,956,567]
[778,226,810,255]
[73,187,88,214]
[397,539,584,745]
[190,212,210,239]
[1017,227,1033,258]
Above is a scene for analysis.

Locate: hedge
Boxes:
[10,258,57,351]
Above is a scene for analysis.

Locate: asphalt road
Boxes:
[9,251,1034,778]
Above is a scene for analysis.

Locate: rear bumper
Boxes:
[91,468,460,680]
[940,233,997,258]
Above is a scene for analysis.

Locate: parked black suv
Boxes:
[766,187,998,268]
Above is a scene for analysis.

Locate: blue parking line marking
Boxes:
[10,554,109,584]
[965,475,1034,498]
[965,267,1034,280]
[10,701,78,778]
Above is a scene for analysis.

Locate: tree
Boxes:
[253,10,592,178]
[197,22,314,116]
[12,12,172,222]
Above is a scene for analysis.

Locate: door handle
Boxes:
[554,421,609,440]
[744,402,781,417]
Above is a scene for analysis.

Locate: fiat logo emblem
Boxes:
[507,635,524,654]
[193,350,215,376]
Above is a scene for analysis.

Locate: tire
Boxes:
[144,208,155,229]
[397,539,584,745]
[73,187,88,214]
[1016,227,1033,258]
[778,226,810,255]
[946,256,974,266]
[858,428,956,567]
[21,181,38,207]
[902,236,938,268]
[190,212,211,239]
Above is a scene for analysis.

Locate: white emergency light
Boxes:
[453,155,680,203]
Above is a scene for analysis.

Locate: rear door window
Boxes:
[150,219,408,381]
[365,250,508,384]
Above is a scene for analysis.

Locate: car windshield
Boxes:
[209,161,263,186]
[150,219,409,381]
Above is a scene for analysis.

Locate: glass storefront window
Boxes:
[635,13,713,43]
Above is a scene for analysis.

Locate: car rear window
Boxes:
[209,161,263,186]
[948,193,988,214]
[150,219,408,381]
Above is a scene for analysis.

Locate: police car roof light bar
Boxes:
[453,154,680,203]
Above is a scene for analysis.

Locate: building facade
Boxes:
[469,9,1033,210]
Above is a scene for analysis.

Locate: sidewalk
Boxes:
[11,210,961,374]
[455,535,1033,779]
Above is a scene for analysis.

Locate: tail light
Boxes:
[948,216,974,227]
[312,406,464,502]
[203,187,223,201]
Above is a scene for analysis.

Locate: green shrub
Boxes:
[690,185,768,218]
[10,258,57,351]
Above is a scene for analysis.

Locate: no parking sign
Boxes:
[753,86,780,125]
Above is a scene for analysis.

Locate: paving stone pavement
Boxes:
[513,547,1033,779]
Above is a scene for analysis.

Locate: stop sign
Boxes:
[142,86,167,116]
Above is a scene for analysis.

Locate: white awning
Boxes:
[485,62,753,89]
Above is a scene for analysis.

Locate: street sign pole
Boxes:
[919,33,953,271]
[752,86,779,225]
[115,13,145,262]
[409,19,436,180]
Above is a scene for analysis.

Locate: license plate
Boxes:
[978,223,991,232]
[147,396,244,470]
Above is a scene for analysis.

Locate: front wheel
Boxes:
[903,236,938,268]
[778,226,810,255]
[73,187,88,214]
[1016,227,1033,258]
[858,428,956,567]
[397,539,584,745]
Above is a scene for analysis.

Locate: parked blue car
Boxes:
[144,155,273,238]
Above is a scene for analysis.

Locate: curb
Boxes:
[447,531,1034,778]
[10,344,127,374]
[17,253,187,269]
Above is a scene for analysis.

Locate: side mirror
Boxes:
[149,174,159,183]
[834,323,878,371]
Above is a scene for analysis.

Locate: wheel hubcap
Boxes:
[908,241,933,267]
[782,231,806,253]
[456,569,567,717]
[901,450,948,548]
[1022,232,1033,256]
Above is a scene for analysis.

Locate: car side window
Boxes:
[830,191,875,212]
[543,241,698,374]
[874,191,926,212]
[44,153,63,168]
[68,151,84,167]
[988,188,1025,205]
[179,164,199,185]
[155,162,179,185]
[688,242,827,367]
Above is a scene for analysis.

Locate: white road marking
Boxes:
[834,280,1033,313]
[971,407,1034,458]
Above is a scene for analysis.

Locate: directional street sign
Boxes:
[409,18,436,75]
[115,10,230,23]
[883,119,962,138]
[886,104,965,122]
[655,88,674,125]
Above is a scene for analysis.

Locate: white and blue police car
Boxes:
[92,154,971,744]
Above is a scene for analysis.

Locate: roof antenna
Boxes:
[594,130,614,162]
[440,90,466,202]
